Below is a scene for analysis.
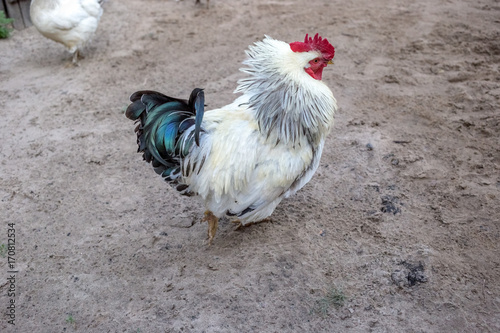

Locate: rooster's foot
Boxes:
[70,50,83,66]
[195,0,209,8]
[202,210,219,244]
[232,218,272,230]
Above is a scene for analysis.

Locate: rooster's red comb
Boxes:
[290,33,335,60]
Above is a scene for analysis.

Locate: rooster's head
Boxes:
[289,33,335,80]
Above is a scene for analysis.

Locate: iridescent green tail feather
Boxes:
[126,89,205,189]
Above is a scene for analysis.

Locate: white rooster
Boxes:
[126,34,337,243]
[30,0,103,64]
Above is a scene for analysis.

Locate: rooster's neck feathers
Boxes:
[235,36,337,146]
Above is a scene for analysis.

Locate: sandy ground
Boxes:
[1,0,499,331]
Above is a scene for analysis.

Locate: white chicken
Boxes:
[30,0,103,64]
[126,34,337,243]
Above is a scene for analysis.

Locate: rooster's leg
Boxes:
[71,50,80,66]
[232,218,272,230]
[202,210,219,244]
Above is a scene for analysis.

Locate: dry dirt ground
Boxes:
[1,0,499,332]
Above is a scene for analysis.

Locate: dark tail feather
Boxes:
[189,88,205,146]
[126,89,205,188]
[126,90,187,120]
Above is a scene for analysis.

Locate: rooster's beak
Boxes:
[328,60,334,65]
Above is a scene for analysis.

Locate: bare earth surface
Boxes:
[1,0,499,332]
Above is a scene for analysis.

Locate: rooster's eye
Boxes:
[314,59,319,63]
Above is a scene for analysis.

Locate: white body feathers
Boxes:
[180,36,337,223]
[30,0,103,58]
